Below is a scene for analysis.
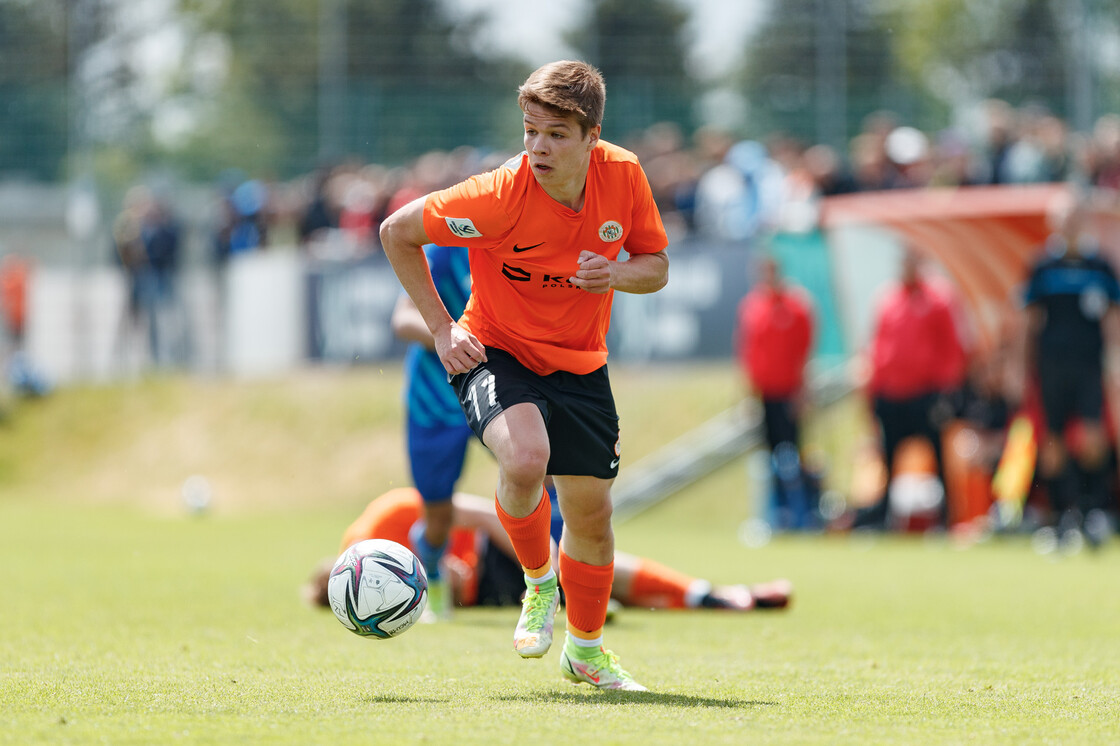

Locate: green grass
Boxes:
[2,365,1119,744]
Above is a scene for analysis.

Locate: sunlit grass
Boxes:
[2,364,1118,744]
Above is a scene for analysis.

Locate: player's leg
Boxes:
[546,367,645,690]
[484,402,552,522]
[556,543,644,690]
[611,551,702,607]
[551,470,642,682]
[484,405,559,656]
[1070,367,1112,547]
[555,475,643,690]
[452,350,559,656]
[612,551,792,610]
[407,418,472,618]
[407,419,471,558]
[552,475,615,651]
[1037,358,1078,524]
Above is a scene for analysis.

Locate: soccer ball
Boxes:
[327,539,428,639]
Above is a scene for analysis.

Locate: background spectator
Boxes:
[735,254,817,529]
[297,166,340,250]
[1017,191,1120,548]
[853,248,968,530]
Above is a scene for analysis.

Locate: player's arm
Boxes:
[390,293,436,350]
[380,198,485,373]
[569,249,668,295]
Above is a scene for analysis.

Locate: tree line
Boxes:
[1,0,1114,184]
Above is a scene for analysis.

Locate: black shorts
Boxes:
[450,347,621,478]
[1037,355,1104,432]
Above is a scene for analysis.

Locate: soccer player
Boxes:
[379,60,670,691]
[304,487,793,614]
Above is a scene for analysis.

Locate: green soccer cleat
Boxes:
[513,576,559,658]
[560,643,648,692]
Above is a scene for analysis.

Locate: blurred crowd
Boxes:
[172,98,1120,262]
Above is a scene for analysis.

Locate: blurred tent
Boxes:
[820,184,1064,357]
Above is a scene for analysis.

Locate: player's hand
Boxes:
[435,322,487,375]
[568,250,612,294]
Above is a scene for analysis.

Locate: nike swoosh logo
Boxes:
[512,242,544,253]
[610,458,620,469]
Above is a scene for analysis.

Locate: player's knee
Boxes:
[500,446,550,490]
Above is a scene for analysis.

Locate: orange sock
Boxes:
[558,549,613,636]
[494,489,552,573]
[626,557,701,609]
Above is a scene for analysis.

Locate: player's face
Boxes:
[523,102,600,200]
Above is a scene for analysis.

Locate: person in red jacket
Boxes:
[735,255,816,528]
[854,248,968,530]
[736,255,814,451]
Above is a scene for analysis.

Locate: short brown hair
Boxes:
[517,60,605,136]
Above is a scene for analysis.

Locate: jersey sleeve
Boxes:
[621,163,668,256]
[423,172,512,248]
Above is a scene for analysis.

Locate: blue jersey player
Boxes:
[391,244,474,613]
[391,244,562,615]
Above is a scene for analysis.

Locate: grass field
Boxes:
[2,365,1119,745]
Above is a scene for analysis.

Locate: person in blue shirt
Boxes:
[390,244,474,614]
[1020,193,1120,548]
[392,244,564,615]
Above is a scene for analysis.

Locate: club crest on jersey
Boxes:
[446,217,482,239]
[598,220,623,243]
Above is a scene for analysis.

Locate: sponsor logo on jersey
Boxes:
[598,220,623,243]
[446,217,482,239]
[500,263,578,289]
[512,242,544,253]
[501,263,531,282]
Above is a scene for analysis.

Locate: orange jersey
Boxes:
[423,141,668,375]
[339,487,478,567]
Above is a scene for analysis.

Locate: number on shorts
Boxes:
[467,371,497,421]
